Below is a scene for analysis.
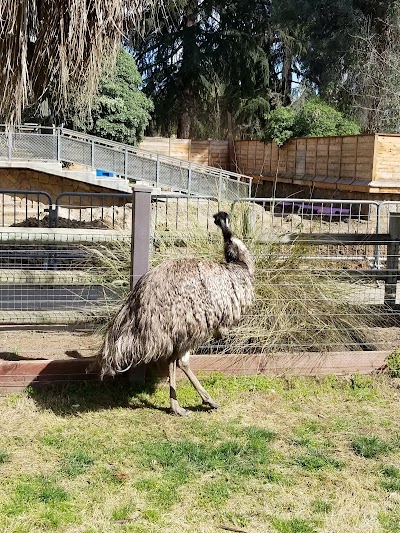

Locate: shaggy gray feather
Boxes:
[98,213,254,378]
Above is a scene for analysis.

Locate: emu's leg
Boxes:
[177,353,220,409]
[169,359,188,416]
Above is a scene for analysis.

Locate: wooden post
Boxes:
[128,185,152,385]
[130,185,152,290]
[384,212,400,308]
[227,111,234,172]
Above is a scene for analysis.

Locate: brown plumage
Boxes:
[98,211,254,415]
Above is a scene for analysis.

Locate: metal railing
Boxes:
[1,190,400,354]
[0,125,251,201]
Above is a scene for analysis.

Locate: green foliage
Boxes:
[351,436,390,458]
[70,48,153,145]
[0,450,9,464]
[133,0,273,138]
[271,517,317,533]
[263,106,297,146]
[387,347,400,377]
[264,99,360,145]
[380,464,400,492]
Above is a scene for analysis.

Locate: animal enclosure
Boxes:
[1,191,400,367]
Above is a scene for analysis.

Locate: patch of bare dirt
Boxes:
[0,326,399,363]
[11,215,108,229]
[0,329,101,361]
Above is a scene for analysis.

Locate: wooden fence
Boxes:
[233,134,400,191]
[139,134,400,194]
[139,137,230,169]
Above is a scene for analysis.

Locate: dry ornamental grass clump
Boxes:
[88,205,377,354]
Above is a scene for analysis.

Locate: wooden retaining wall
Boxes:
[234,136,376,182]
[139,137,230,169]
[0,352,388,393]
[140,134,400,195]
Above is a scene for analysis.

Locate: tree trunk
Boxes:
[177,109,191,139]
[281,43,292,106]
[176,0,197,139]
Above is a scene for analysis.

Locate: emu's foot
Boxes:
[170,405,189,417]
[203,398,220,409]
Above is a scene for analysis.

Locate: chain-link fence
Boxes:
[0,126,251,201]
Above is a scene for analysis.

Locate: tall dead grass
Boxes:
[87,205,378,353]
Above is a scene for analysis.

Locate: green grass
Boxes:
[351,435,390,458]
[271,517,318,533]
[380,464,400,492]
[0,374,399,532]
[0,450,9,464]
[294,451,344,471]
[61,449,94,477]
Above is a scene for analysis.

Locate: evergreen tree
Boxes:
[69,49,153,145]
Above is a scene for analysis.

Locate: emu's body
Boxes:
[99,212,254,415]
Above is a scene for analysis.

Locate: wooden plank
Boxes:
[0,352,390,395]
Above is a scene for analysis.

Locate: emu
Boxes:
[98,211,254,416]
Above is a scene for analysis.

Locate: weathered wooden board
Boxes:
[0,352,389,393]
[234,135,376,184]
[139,138,230,168]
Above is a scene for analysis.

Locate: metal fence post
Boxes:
[124,148,128,181]
[218,170,222,202]
[248,176,253,198]
[56,127,61,161]
[8,129,12,160]
[130,185,152,289]
[188,162,192,195]
[384,212,400,308]
[156,154,160,187]
[91,140,95,168]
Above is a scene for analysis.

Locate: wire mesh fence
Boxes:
[0,126,251,201]
[150,197,400,354]
[0,231,130,325]
[0,193,399,357]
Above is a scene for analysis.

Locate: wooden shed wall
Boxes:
[139,137,230,168]
[374,135,400,182]
[234,136,376,182]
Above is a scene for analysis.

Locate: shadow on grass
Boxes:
[28,379,156,416]
[28,371,214,417]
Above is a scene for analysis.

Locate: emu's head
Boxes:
[213,211,254,276]
[213,211,230,229]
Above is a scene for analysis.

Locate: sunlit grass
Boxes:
[0,374,399,532]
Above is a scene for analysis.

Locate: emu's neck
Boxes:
[218,219,254,277]
[226,237,255,277]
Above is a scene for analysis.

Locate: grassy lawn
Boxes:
[0,374,400,532]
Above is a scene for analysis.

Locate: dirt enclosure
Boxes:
[1,327,399,363]
[0,329,100,362]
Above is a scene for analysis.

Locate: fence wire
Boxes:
[0,194,399,357]
[0,233,130,325]
[0,126,251,201]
